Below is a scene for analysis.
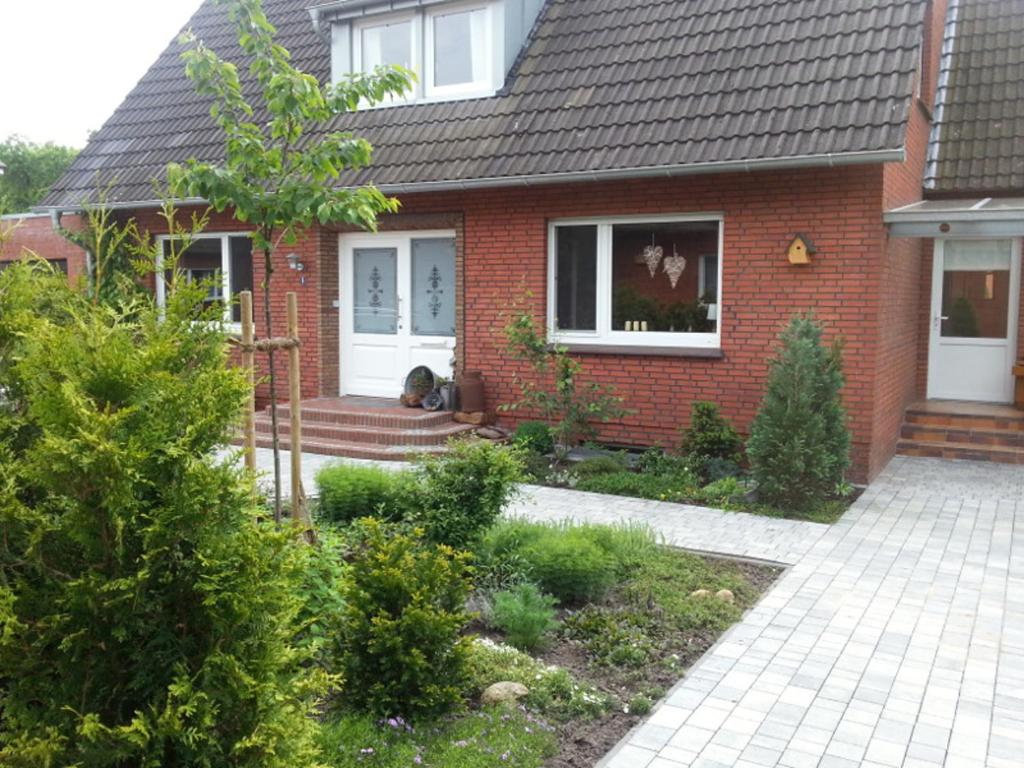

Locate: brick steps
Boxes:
[897,402,1024,464]
[249,396,474,460]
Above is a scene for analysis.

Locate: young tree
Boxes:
[168,0,413,520]
[0,135,79,214]
[746,314,851,510]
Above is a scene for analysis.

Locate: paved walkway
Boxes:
[598,456,1023,768]
[510,485,828,565]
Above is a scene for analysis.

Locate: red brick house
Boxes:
[0,213,87,281]
[37,0,1024,480]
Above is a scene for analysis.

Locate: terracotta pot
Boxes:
[458,370,485,412]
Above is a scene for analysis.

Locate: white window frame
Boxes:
[155,232,252,331]
[546,213,724,350]
[352,10,422,103]
[424,1,502,100]
[342,0,503,107]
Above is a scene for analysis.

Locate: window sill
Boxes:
[551,343,724,359]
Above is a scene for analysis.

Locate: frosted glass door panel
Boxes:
[411,238,456,336]
[354,248,398,334]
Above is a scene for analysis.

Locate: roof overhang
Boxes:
[36,148,904,215]
[885,197,1024,237]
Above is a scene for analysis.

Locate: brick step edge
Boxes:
[896,439,1024,465]
[253,417,474,447]
[249,435,448,462]
[903,409,1024,432]
[900,423,1024,448]
[267,405,454,430]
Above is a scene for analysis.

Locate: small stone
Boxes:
[690,589,711,599]
[476,426,508,441]
[481,681,529,706]
[715,589,735,603]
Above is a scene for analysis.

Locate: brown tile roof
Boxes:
[926,0,1024,194]
[43,0,927,209]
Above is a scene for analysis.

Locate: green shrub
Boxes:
[512,420,555,456]
[0,262,327,766]
[465,638,611,721]
[680,401,743,467]
[572,454,628,478]
[297,528,348,661]
[575,469,700,502]
[412,440,524,548]
[491,583,559,651]
[523,531,617,604]
[337,519,472,719]
[691,476,746,508]
[315,463,409,523]
[746,315,851,510]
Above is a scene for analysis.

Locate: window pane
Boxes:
[555,226,597,331]
[411,237,456,336]
[362,20,412,71]
[164,238,224,312]
[353,247,398,334]
[611,221,719,334]
[229,237,253,323]
[433,9,482,87]
[941,240,1012,339]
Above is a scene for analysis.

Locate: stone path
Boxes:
[598,456,1024,768]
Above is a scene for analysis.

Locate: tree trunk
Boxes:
[262,243,283,523]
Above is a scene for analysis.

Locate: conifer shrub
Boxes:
[679,401,743,476]
[512,420,555,456]
[337,519,472,719]
[746,315,851,510]
[491,583,559,651]
[0,262,329,766]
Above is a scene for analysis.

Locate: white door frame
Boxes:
[927,237,1022,402]
[339,230,457,397]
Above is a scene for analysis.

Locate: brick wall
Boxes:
[0,213,88,281]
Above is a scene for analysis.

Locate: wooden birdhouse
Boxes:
[787,234,816,265]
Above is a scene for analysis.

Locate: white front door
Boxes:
[927,238,1021,403]
[340,231,457,397]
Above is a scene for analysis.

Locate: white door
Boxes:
[340,231,457,397]
[927,238,1021,402]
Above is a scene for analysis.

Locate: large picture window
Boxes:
[156,234,253,327]
[549,215,723,349]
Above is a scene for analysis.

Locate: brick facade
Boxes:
[0,213,88,281]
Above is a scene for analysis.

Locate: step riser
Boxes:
[897,441,1024,465]
[900,426,1024,448]
[904,411,1024,433]
[267,406,454,430]
[253,419,472,447]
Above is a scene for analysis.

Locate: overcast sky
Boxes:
[1,0,202,148]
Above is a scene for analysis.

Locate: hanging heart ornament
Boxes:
[641,244,664,277]
[663,251,687,288]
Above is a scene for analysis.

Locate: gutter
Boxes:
[34,149,903,215]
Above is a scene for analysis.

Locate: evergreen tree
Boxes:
[746,315,851,510]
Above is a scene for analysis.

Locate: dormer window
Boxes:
[333,1,504,105]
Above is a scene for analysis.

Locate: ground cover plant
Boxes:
[520,393,854,524]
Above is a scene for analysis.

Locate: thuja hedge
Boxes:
[0,262,329,766]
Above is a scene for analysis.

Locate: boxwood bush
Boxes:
[315,463,409,523]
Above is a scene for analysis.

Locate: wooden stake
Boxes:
[239,290,257,474]
[286,292,304,526]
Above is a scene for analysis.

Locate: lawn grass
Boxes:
[318,707,557,767]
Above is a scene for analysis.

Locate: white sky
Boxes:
[0,0,202,148]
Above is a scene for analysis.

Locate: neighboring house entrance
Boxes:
[339,231,456,397]
[927,238,1021,403]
